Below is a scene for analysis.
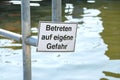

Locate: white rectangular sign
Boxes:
[37,22,77,52]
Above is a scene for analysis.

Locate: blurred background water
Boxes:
[0,0,120,80]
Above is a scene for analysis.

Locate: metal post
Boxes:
[52,0,62,22]
[21,0,31,80]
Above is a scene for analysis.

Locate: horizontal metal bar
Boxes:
[0,29,22,42]
[26,36,37,47]
[0,29,37,47]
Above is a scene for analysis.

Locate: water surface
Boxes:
[0,0,120,80]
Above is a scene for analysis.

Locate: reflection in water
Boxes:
[87,0,95,3]
[82,7,101,16]
[65,3,74,14]
[64,2,120,80]
[0,39,22,49]
[0,1,120,80]
[65,3,107,55]
[9,1,40,6]
[64,2,109,80]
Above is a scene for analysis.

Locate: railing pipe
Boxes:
[52,0,62,22]
[0,29,22,42]
[26,36,37,47]
[0,28,37,47]
[21,0,31,80]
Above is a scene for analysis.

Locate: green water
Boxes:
[100,1,120,59]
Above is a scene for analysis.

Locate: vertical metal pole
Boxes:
[52,0,62,22]
[21,0,31,80]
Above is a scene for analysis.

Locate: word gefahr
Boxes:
[47,43,67,49]
[46,25,72,31]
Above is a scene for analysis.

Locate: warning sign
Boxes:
[37,22,77,52]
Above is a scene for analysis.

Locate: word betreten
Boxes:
[46,25,72,31]
[47,43,67,49]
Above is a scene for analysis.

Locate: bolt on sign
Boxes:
[37,22,78,52]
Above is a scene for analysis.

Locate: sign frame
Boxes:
[37,21,78,52]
